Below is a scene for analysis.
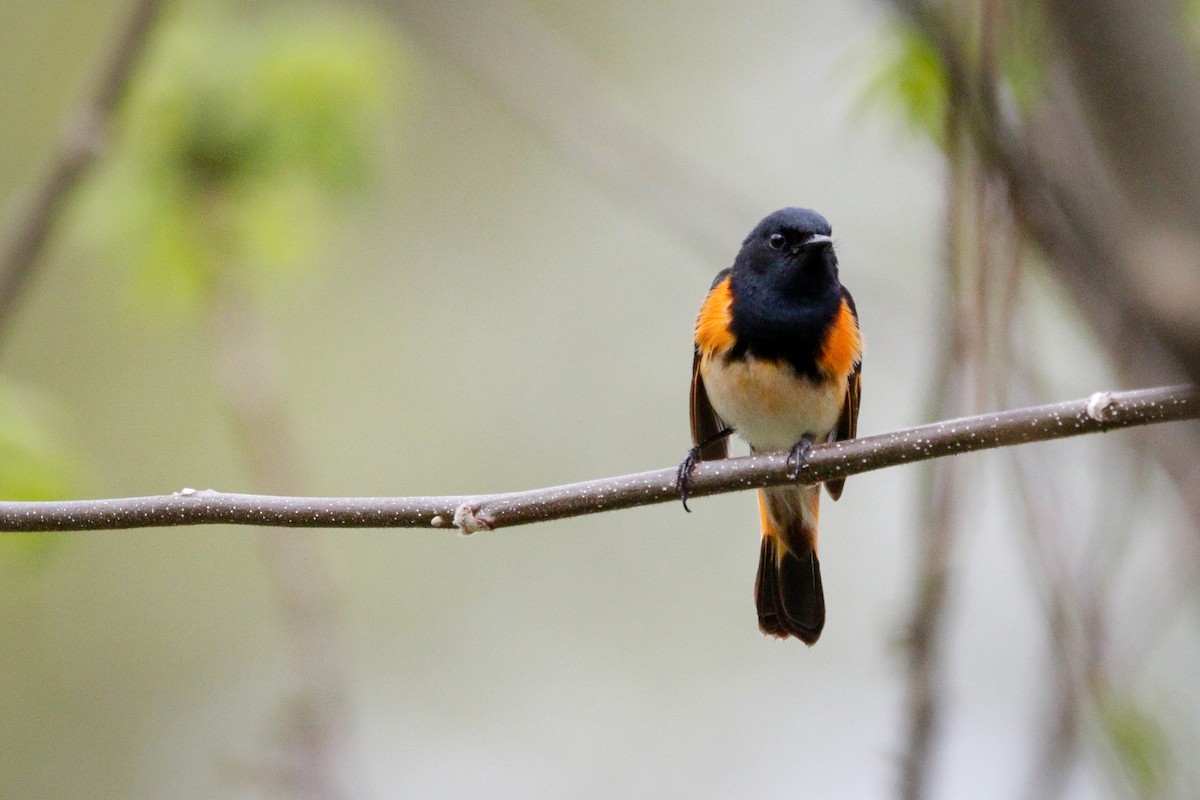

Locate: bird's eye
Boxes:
[768,233,786,250]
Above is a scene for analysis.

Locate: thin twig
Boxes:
[0,0,165,341]
[0,385,1194,533]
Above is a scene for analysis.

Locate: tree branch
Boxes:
[0,0,164,341]
[1,385,1195,533]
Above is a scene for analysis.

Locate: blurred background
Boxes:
[2,0,1199,798]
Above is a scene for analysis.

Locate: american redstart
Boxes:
[678,207,862,644]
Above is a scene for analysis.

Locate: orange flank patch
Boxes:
[695,277,735,357]
[817,298,862,379]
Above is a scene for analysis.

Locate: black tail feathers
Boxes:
[755,534,825,644]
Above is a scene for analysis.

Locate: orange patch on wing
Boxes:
[817,298,862,379]
[695,277,735,357]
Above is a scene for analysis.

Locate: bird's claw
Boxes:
[787,435,815,481]
[676,445,702,512]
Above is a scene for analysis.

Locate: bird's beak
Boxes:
[792,233,832,255]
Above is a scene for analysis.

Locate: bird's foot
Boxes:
[677,427,734,511]
[787,435,816,482]
[676,446,702,512]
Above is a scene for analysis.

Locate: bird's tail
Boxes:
[755,485,824,644]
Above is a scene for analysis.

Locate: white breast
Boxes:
[701,354,844,453]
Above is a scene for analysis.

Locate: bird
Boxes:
[678,207,862,644]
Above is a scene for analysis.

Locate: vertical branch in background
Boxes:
[1007,441,1125,800]
[998,204,1094,800]
[68,11,394,796]
[892,0,1195,795]
[0,2,364,795]
[973,13,1186,800]
[207,282,361,800]
[897,273,965,800]
[894,0,1200,534]
[899,5,1013,795]
[897,3,1123,794]
[998,167,1127,800]
[1038,0,1200,384]
[970,7,1100,784]
[0,0,164,341]
[898,42,976,800]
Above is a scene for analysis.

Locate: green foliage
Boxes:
[860,25,951,148]
[862,7,1047,151]
[79,6,400,312]
[1100,693,1171,797]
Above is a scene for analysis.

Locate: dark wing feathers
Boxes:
[823,284,861,501]
[824,362,860,501]
[689,350,729,461]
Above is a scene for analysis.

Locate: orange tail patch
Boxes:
[755,488,825,644]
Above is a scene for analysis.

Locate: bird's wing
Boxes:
[690,348,729,460]
[825,288,862,501]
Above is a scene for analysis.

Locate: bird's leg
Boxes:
[787,434,816,482]
[676,427,734,512]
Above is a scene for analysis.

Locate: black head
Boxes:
[732,207,838,296]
